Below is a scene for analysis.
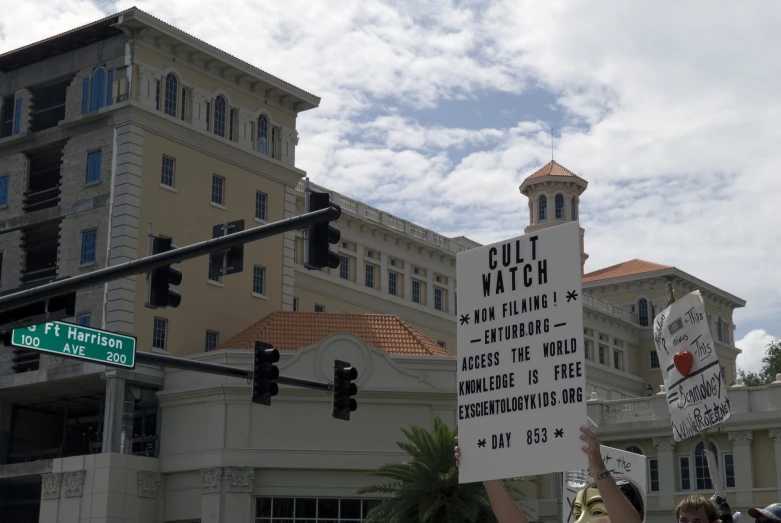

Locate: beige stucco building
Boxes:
[0,7,777,523]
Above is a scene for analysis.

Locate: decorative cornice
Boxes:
[769,429,781,443]
[653,437,676,452]
[137,471,161,498]
[201,467,223,494]
[728,430,754,446]
[41,473,63,500]
[63,470,86,498]
[224,467,255,493]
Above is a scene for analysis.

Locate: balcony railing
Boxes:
[601,397,657,423]
[583,294,639,325]
[296,180,474,255]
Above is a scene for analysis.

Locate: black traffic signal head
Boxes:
[148,237,183,308]
[305,191,341,270]
[332,359,358,421]
[253,341,280,406]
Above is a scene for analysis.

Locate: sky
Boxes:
[1,0,779,374]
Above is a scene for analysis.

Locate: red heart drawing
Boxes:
[674,351,694,376]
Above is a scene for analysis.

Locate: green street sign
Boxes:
[11,321,136,369]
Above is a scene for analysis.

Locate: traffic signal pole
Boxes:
[134,351,332,391]
[0,205,340,314]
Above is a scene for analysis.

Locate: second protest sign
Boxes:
[456,221,586,483]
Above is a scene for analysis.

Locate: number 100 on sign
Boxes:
[11,321,137,369]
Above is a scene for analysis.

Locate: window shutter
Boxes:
[13,98,22,134]
[81,78,90,113]
[107,70,114,106]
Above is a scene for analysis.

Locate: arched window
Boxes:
[638,298,649,326]
[555,194,564,219]
[694,442,718,490]
[625,445,644,455]
[717,317,723,342]
[90,67,107,112]
[571,197,577,220]
[538,195,547,221]
[257,114,269,155]
[214,95,227,137]
[164,73,178,117]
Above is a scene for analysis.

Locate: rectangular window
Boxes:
[0,175,8,206]
[206,102,211,131]
[271,127,278,158]
[81,229,97,264]
[314,304,325,313]
[205,330,219,352]
[253,266,265,295]
[229,109,235,141]
[613,349,624,371]
[155,80,161,111]
[86,150,102,183]
[434,288,443,311]
[292,297,298,312]
[649,458,659,492]
[81,78,90,113]
[152,317,167,350]
[723,453,735,488]
[412,280,421,303]
[598,344,607,365]
[339,256,349,280]
[650,350,660,369]
[13,99,21,134]
[77,314,91,327]
[584,339,591,360]
[437,341,446,349]
[389,272,398,296]
[254,496,384,522]
[365,264,374,288]
[255,192,267,221]
[211,175,224,205]
[680,456,691,491]
[161,156,175,187]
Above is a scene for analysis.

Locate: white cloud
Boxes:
[2,1,780,337]
[736,330,779,374]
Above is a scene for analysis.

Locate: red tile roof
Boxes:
[582,259,674,283]
[217,311,452,357]
[524,160,587,182]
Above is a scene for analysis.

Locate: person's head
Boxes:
[676,495,719,523]
[748,503,781,522]
[572,478,644,523]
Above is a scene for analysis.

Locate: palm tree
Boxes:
[357,417,528,523]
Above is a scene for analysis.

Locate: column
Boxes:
[201,467,223,523]
[770,430,781,500]
[102,371,133,454]
[39,472,62,522]
[0,402,12,464]
[380,252,389,293]
[224,467,256,522]
[728,431,754,505]
[403,260,412,301]
[356,244,365,287]
[653,437,677,511]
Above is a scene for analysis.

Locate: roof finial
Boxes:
[551,128,554,161]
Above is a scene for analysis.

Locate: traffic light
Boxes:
[209,220,245,281]
[147,237,183,308]
[252,341,280,406]
[304,191,341,270]
[332,359,358,421]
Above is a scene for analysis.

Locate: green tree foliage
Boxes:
[357,417,528,523]
[738,338,781,386]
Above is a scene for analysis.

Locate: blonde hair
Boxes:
[675,495,719,522]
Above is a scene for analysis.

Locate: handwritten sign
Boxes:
[562,445,647,523]
[456,221,586,483]
[652,290,730,442]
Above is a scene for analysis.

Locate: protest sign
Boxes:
[652,290,731,442]
[562,445,647,523]
[456,221,586,484]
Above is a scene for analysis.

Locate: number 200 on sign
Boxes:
[106,352,127,364]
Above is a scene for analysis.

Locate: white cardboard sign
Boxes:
[652,290,731,442]
[456,221,586,484]
[562,445,648,523]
